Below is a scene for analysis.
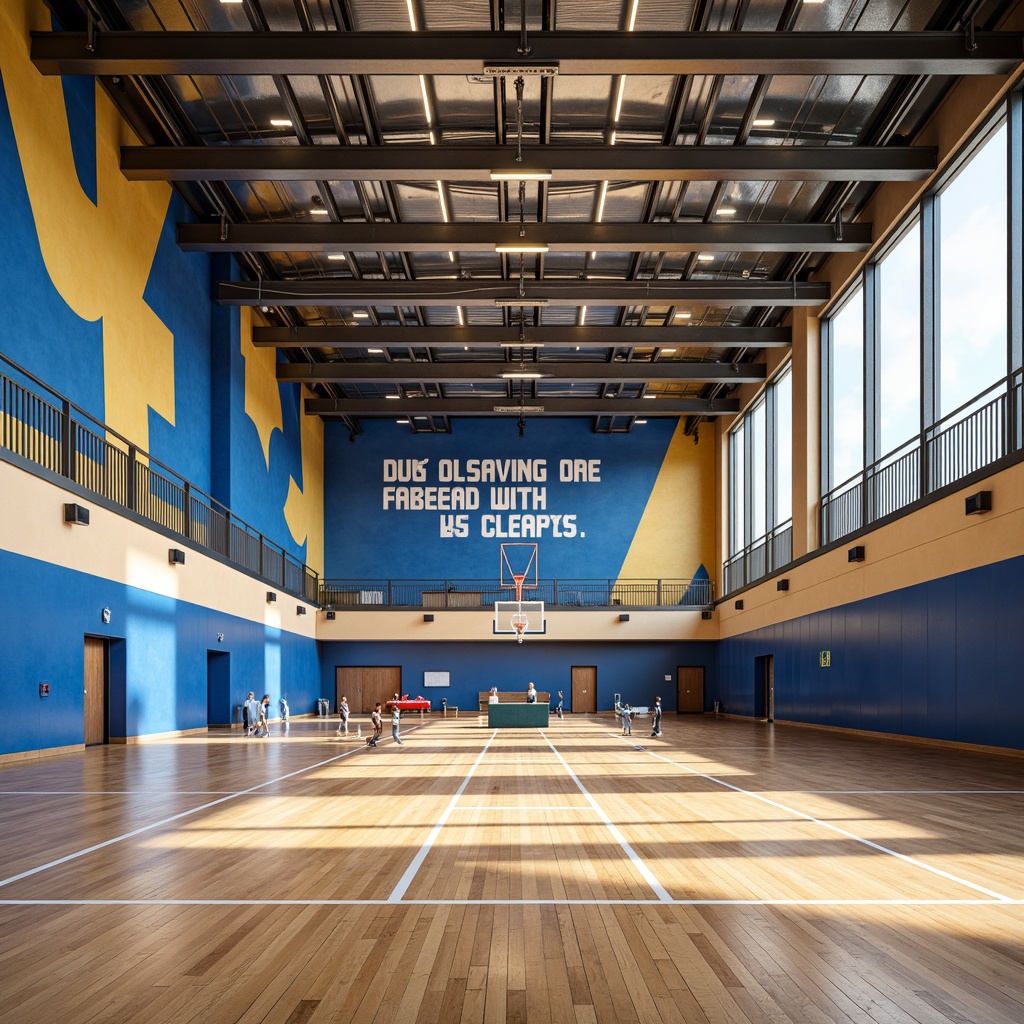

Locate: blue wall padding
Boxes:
[318,639,716,714]
[0,548,320,756]
[713,554,1024,749]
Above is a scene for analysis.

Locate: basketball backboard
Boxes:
[494,600,546,642]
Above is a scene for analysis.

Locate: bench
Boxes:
[479,690,551,711]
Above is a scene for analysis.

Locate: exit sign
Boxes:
[820,651,831,668]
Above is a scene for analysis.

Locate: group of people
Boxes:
[619,696,663,738]
[243,692,271,737]
[333,694,404,748]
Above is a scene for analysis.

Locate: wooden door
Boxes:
[571,666,596,713]
[84,637,107,745]
[337,666,402,713]
[676,666,705,714]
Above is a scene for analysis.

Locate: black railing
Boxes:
[821,372,1022,545]
[723,520,793,593]
[1,354,319,603]
[320,576,715,610]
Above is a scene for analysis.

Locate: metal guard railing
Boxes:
[821,371,1023,546]
[320,576,715,610]
[0,354,319,603]
[723,520,793,594]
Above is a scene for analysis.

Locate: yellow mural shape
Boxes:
[617,420,716,585]
[241,307,283,470]
[1,0,175,450]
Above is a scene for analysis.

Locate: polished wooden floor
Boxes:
[2,713,1024,1024]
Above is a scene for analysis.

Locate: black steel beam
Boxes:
[304,396,741,417]
[178,220,872,253]
[128,144,935,183]
[253,324,792,348]
[277,360,767,384]
[32,30,1024,77]
[219,279,830,307]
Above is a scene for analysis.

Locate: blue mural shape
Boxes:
[324,417,677,581]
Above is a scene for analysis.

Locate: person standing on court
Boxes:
[243,691,256,733]
[367,703,382,747]
[620,702,633,735]
[555,691,564,719]
[337,695,350,736]
[526,682,538,703]
[391,703,404,745]
[650,696,663,738]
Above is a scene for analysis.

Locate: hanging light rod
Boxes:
[489,170,553,181]
[495,243,550,254]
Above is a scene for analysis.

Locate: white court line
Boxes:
[0,791,236,796]
[386,731,497,903]
[4,897,1020,907]
[544,731,672,902]
[455,805,597,812]
[630,739,1014,902]
[0,744,370,892]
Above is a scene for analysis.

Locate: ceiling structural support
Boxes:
[126,144,936,183]
[304,396,742,417]
[177,221,873,254]
[252,325,792,349]
[277,361,768,384]
[218,279,830,307]
[32,31,1024,77]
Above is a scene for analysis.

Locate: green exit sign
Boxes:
[820,651,831,668]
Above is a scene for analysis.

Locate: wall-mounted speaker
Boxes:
[63,502,89,525]
[848,545,865,562]
[618,613,630,622]
[777,579,790,592]
[266,591,277,603]
[701,610,713,620]
[965,490,992,515]
[326,611,336,621]
[297,605,307,615]
[423,613,435,622]
[734,599,744,610]
[168,548,185,565]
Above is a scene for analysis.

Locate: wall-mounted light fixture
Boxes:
[64,503,90,525]
[734,599,744,610]
[297,606,307,615]
[848,545,865,562]
[701,609,713,620]
[965,490,992,515]
[777,579,790,592]
[618,613,630,622]
[169,548,185,565]
[423,613,435,622]
[326,611,336,621]
[266,591,277,603]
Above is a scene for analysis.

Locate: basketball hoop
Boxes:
[512,573,527,602]
[511,610,529,644]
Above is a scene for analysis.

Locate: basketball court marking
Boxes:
[628,738,1014,901]
[542,731,673,902]
[387,731,498,902]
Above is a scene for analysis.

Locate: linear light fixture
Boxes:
[494,404,545,412]
[481,63,560,77]
[499,371,548,379]
[499,341,546,348]
[490,170,553,182]
[327,253,346,261]
[495,243,549,254]
[269,118,293,127]
[495,298,548,307]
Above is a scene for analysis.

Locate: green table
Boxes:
[487,703,550,728]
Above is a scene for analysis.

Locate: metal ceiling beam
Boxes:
[304,396,741,417]
[278,360,767,384]
[32,30,1024,77]
[127,144,936,183]
[179,220,872,253]
[219,279,829,306]
[253,324,791,348]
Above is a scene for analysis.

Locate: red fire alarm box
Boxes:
[39,683,50,697]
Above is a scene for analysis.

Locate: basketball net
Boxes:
[511,607,529,644]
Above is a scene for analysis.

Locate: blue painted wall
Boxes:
[0,549,320,756]
[323,417,679,581]
[319,639,716,713]
[714,554,1024,750]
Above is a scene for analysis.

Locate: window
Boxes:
[828,287,864,488]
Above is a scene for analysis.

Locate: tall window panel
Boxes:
[750,398,767,541]
[729,423,745,557]
[878,221,921,456]
[775,369,793,525]
[829,287,865,488]
[939,123,1007,416]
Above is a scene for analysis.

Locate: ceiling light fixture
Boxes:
[353,311,369,319]
[635,419,648,424]
[752,118,776,127]
[500,371,547,379]
[385,395,400,400]
[494,404,545,413]
[368,348,384,354]
[310,195,329,216]
[327,253,346,261]
[696,253,715,262]
[716,206,737,216]
[269,118,293,127]
[495,243,549,254]
[661,348,677,354]
[675,311,692,319]
[495,298,548,307]
[490,170,552,182]
[481,63,559,78]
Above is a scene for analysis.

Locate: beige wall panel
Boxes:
[1,460,316,638]
[316,608,716,643]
